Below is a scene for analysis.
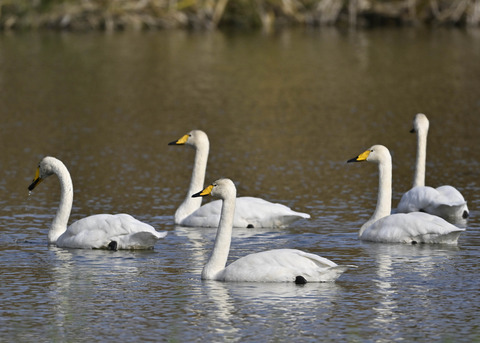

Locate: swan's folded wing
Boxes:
[435,185,467,206]
[234,197,310,228]
[398,186,466,212]
[221,249,353,282]
[182,197,310,228]
[180,200,222,227]
[363,212,465,244]
[398,186,442,212]
[115,231,167,249]
[59,214,166,249]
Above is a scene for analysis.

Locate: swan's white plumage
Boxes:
[169,130,310,228]
[348,145,464,244]
[192,178,355,282]
[360,212,464,244]
[217,249,352,282]
[180,197,307,228]
[397,113,469,224]
[28,156,167,249]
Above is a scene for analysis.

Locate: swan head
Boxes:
[192,178,236,200]
[168,130,209,150]
[347,145,391,165]
[410,113,429,134]
[28,156,60,191]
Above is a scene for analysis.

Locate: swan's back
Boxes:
[218,249,352,282]
[57,214,167,249]
[234,197,310,228]
[181,197,310,228]
[397,185,469,225]
[361,212,465,244]
[436,185,468,205]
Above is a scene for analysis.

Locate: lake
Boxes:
[1,27,479,342]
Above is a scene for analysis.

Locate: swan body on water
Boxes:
[28,156,167,250]
[169,130,310,228]
[192,178,355,282]
[348,145,464,244]
[397,113,469,225]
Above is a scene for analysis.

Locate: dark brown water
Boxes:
[1,28,479,342]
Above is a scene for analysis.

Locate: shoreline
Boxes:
[1,1,479,31]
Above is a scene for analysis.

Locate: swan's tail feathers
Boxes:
[154,231,169,239]
[432,203,469,226]
[280,212,310,227]
[320,264,357,282]
[435,202,468,213]
[299,212,311,219]
[434,202,467,212]
[117,231,167,250]
[441,230,465,244]
[413,229,465,244]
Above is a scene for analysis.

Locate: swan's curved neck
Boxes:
[413,127,427,188]
[175,141,209,224]
[360,157,392,236]
[49,162,73,243]
[201,190,236,280]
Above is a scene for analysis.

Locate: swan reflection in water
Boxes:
[202,278,345,336]
[48,246,151,334]
[363,242,461,335]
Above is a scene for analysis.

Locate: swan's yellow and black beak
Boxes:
[192,184,214,198]
[168,134,189,146]
[347,149,371,163]
[28,167,43,191]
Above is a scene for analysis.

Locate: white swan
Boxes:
[347,145,464,244]
[169,130,310,228]
[28,156,167,250]
[192,178,355,282]
[397,113,469,225]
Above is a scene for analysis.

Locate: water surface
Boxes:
[1,28,480,342]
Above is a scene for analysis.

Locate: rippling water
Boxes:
[1,28,480,342]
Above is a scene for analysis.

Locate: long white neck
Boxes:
[201,189,236,280]
[49,161,73,243]
[175,140,209,224]
[413,126,428,188]
[360,156,392,236]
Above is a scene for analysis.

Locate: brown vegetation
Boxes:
[1,0,479,31]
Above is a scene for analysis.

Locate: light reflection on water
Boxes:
[1,28,480,341]
[1,223,480,341]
